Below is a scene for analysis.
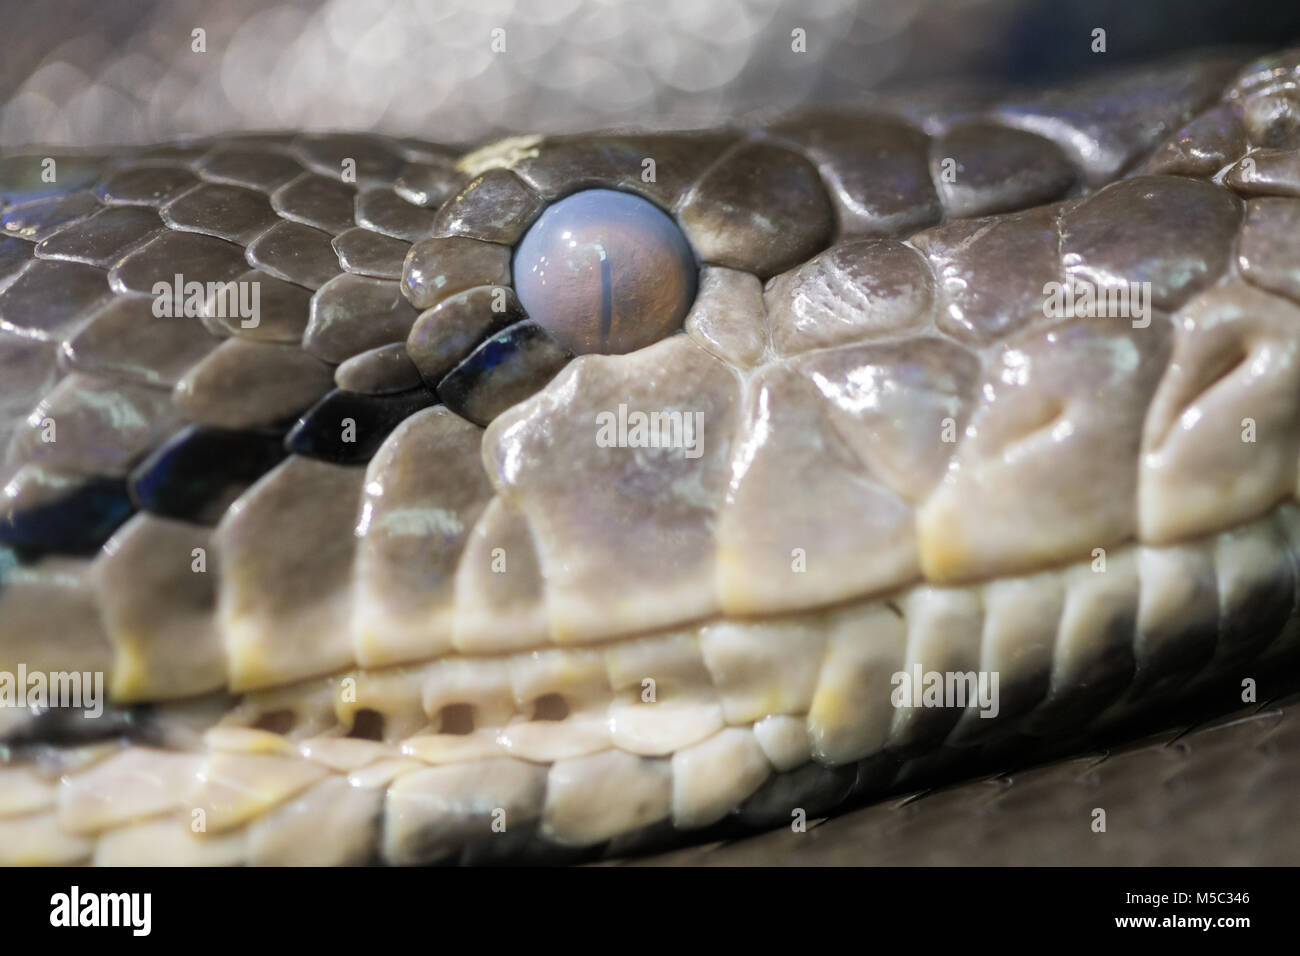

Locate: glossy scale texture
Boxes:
[5,44,1300,867]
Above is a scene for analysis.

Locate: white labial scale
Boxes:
[807,602,908,764]
[402,731,505,765]
[498,647,612,762]
[203,726,297,755]
[92,513,224,701]
[753,714,813,771]
[604,631,725,756]
[1210,511,1299,667]
[484,335,740,643]
[348,758,424,791]
[382,758,548,865]
[671,727,772,828]
[1133,540,1220,692]
[215,456,364,691]
[0,766,54,818]
[0,812,94,865]
[684,266,768,368]
[949,570,1064,743]
[699,618,827,725]
[352,407,493,668]
[451,497,550,654]
[246,776,383,866]
[94,817,248,867]
[886,586,984,753]
[1025,549,1141,734]
[298,737,397,773]
[918,318,1171,583]
[187,750,330,833]
[57,747,201,835]
[542,749,672,846]
[1140,282,1300,544]
[717,363,917,616]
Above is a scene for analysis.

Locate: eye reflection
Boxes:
[512,189,697,356]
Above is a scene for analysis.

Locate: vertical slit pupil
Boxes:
[512,188,697,357]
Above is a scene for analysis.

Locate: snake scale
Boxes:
[3,38,1300,866]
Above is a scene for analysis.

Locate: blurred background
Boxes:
[2,0,1299,147]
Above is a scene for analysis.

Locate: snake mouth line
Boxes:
[4,494,1297,865]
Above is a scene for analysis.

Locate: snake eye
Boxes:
[512,188,697,356]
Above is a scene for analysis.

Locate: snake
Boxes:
[2,37,1300,866]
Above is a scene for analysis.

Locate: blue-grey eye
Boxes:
[512,188,697,356]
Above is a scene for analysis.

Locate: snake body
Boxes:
[3,45,1300,865]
